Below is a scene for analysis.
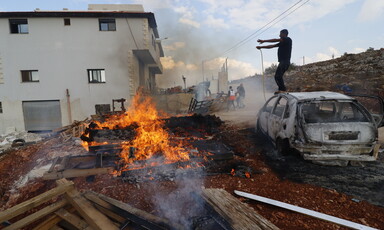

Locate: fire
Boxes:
[231,169,235,176]
[82,90,190,171]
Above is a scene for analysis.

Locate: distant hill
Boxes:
[284,48,384,96]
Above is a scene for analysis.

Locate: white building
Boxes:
[0,4,165,134]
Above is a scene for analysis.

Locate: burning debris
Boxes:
[77,91,231,182]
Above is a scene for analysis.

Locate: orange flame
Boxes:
[82,91,190,171]
[231,169,235,176]
[245,172,251,178]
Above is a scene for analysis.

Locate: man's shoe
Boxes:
[274,90,287,94]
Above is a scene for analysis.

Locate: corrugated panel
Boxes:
[22,101,62,131]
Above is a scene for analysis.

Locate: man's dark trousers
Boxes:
[274,61,290,91]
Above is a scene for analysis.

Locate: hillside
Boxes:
[284,48,384,95]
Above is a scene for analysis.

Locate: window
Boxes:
[9,19,29,34]
[99,19,116,31]
[302,101,369,123]
[273,97,288,117]
[21,70,39,82]
[88,69,106,83]
[0,102,2,113]
[64,18,71,26]
[264,96,278,113]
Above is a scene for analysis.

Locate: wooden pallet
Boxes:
[0,179,184,230]
[43,155,115,180]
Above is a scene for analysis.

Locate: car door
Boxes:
[258,96,279,135]
[268,96,289,141]
[347,94,384,127]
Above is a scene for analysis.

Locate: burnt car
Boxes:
[256,91,384,166]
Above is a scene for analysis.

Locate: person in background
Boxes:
[227,86,236,111]
[236,83,245,108]
[256,29,292,94]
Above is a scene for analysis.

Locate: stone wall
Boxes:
[283,48,384,96]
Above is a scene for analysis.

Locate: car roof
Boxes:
[285,91,354,101]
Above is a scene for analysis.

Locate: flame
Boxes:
[245,172,251,178]
[231,169,235,176]
[82,90,190,171]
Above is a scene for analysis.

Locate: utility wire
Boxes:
[217,0,310,58]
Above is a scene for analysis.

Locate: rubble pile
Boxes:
[0,131,43,155]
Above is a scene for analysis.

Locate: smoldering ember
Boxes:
[1,5,384,230]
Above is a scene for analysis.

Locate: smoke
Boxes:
[218,76,275,127]
[155,7,260,89]
[150,169,206,229]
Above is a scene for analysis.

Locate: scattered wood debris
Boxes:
[0,179,185,230]
[0,180,283,230]
[54,119,88,142]
[202,188,279,230]
[42,155,114,180]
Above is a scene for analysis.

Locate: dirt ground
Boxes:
[1,90,384,229]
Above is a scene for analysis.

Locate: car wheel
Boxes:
[276,138,291,155]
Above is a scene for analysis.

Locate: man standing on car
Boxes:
[256,29,292,94]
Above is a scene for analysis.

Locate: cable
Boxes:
[218,0,310,58]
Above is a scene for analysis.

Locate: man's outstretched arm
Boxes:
[256,43,279,49]
[256,38,281,49]
[257,38,282,44]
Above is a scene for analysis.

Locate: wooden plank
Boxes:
[0,179,74,223]
[94,205,127,225]
[48,157,61,173]
[3,199,68,230]
[54,208,91,230]
[202,189,279,230]
[84,191,185,230]
[373,143,380,159]
[57,156,70,172]
[234,190,378,230]
[32,214,62,230]
[33,207,77,230]
[49,226,65,230]
[43,167,113,180]
[82,192,126,224]
[57,180,118,230]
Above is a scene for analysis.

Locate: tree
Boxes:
[264,63,297,74]
[264,63,278,75]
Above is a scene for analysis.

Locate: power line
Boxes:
[218,0,310,58]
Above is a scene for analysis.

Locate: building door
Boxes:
[22,100,62,132]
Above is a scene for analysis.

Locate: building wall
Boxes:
[0,15,158,134]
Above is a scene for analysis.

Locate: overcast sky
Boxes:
[1,0,384,88]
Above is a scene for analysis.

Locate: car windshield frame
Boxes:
[299,99,373,124]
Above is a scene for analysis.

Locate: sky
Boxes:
[1,0,384,88]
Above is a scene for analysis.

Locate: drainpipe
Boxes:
[66,89,72,124]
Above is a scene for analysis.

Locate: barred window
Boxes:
[88,69,106,83]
